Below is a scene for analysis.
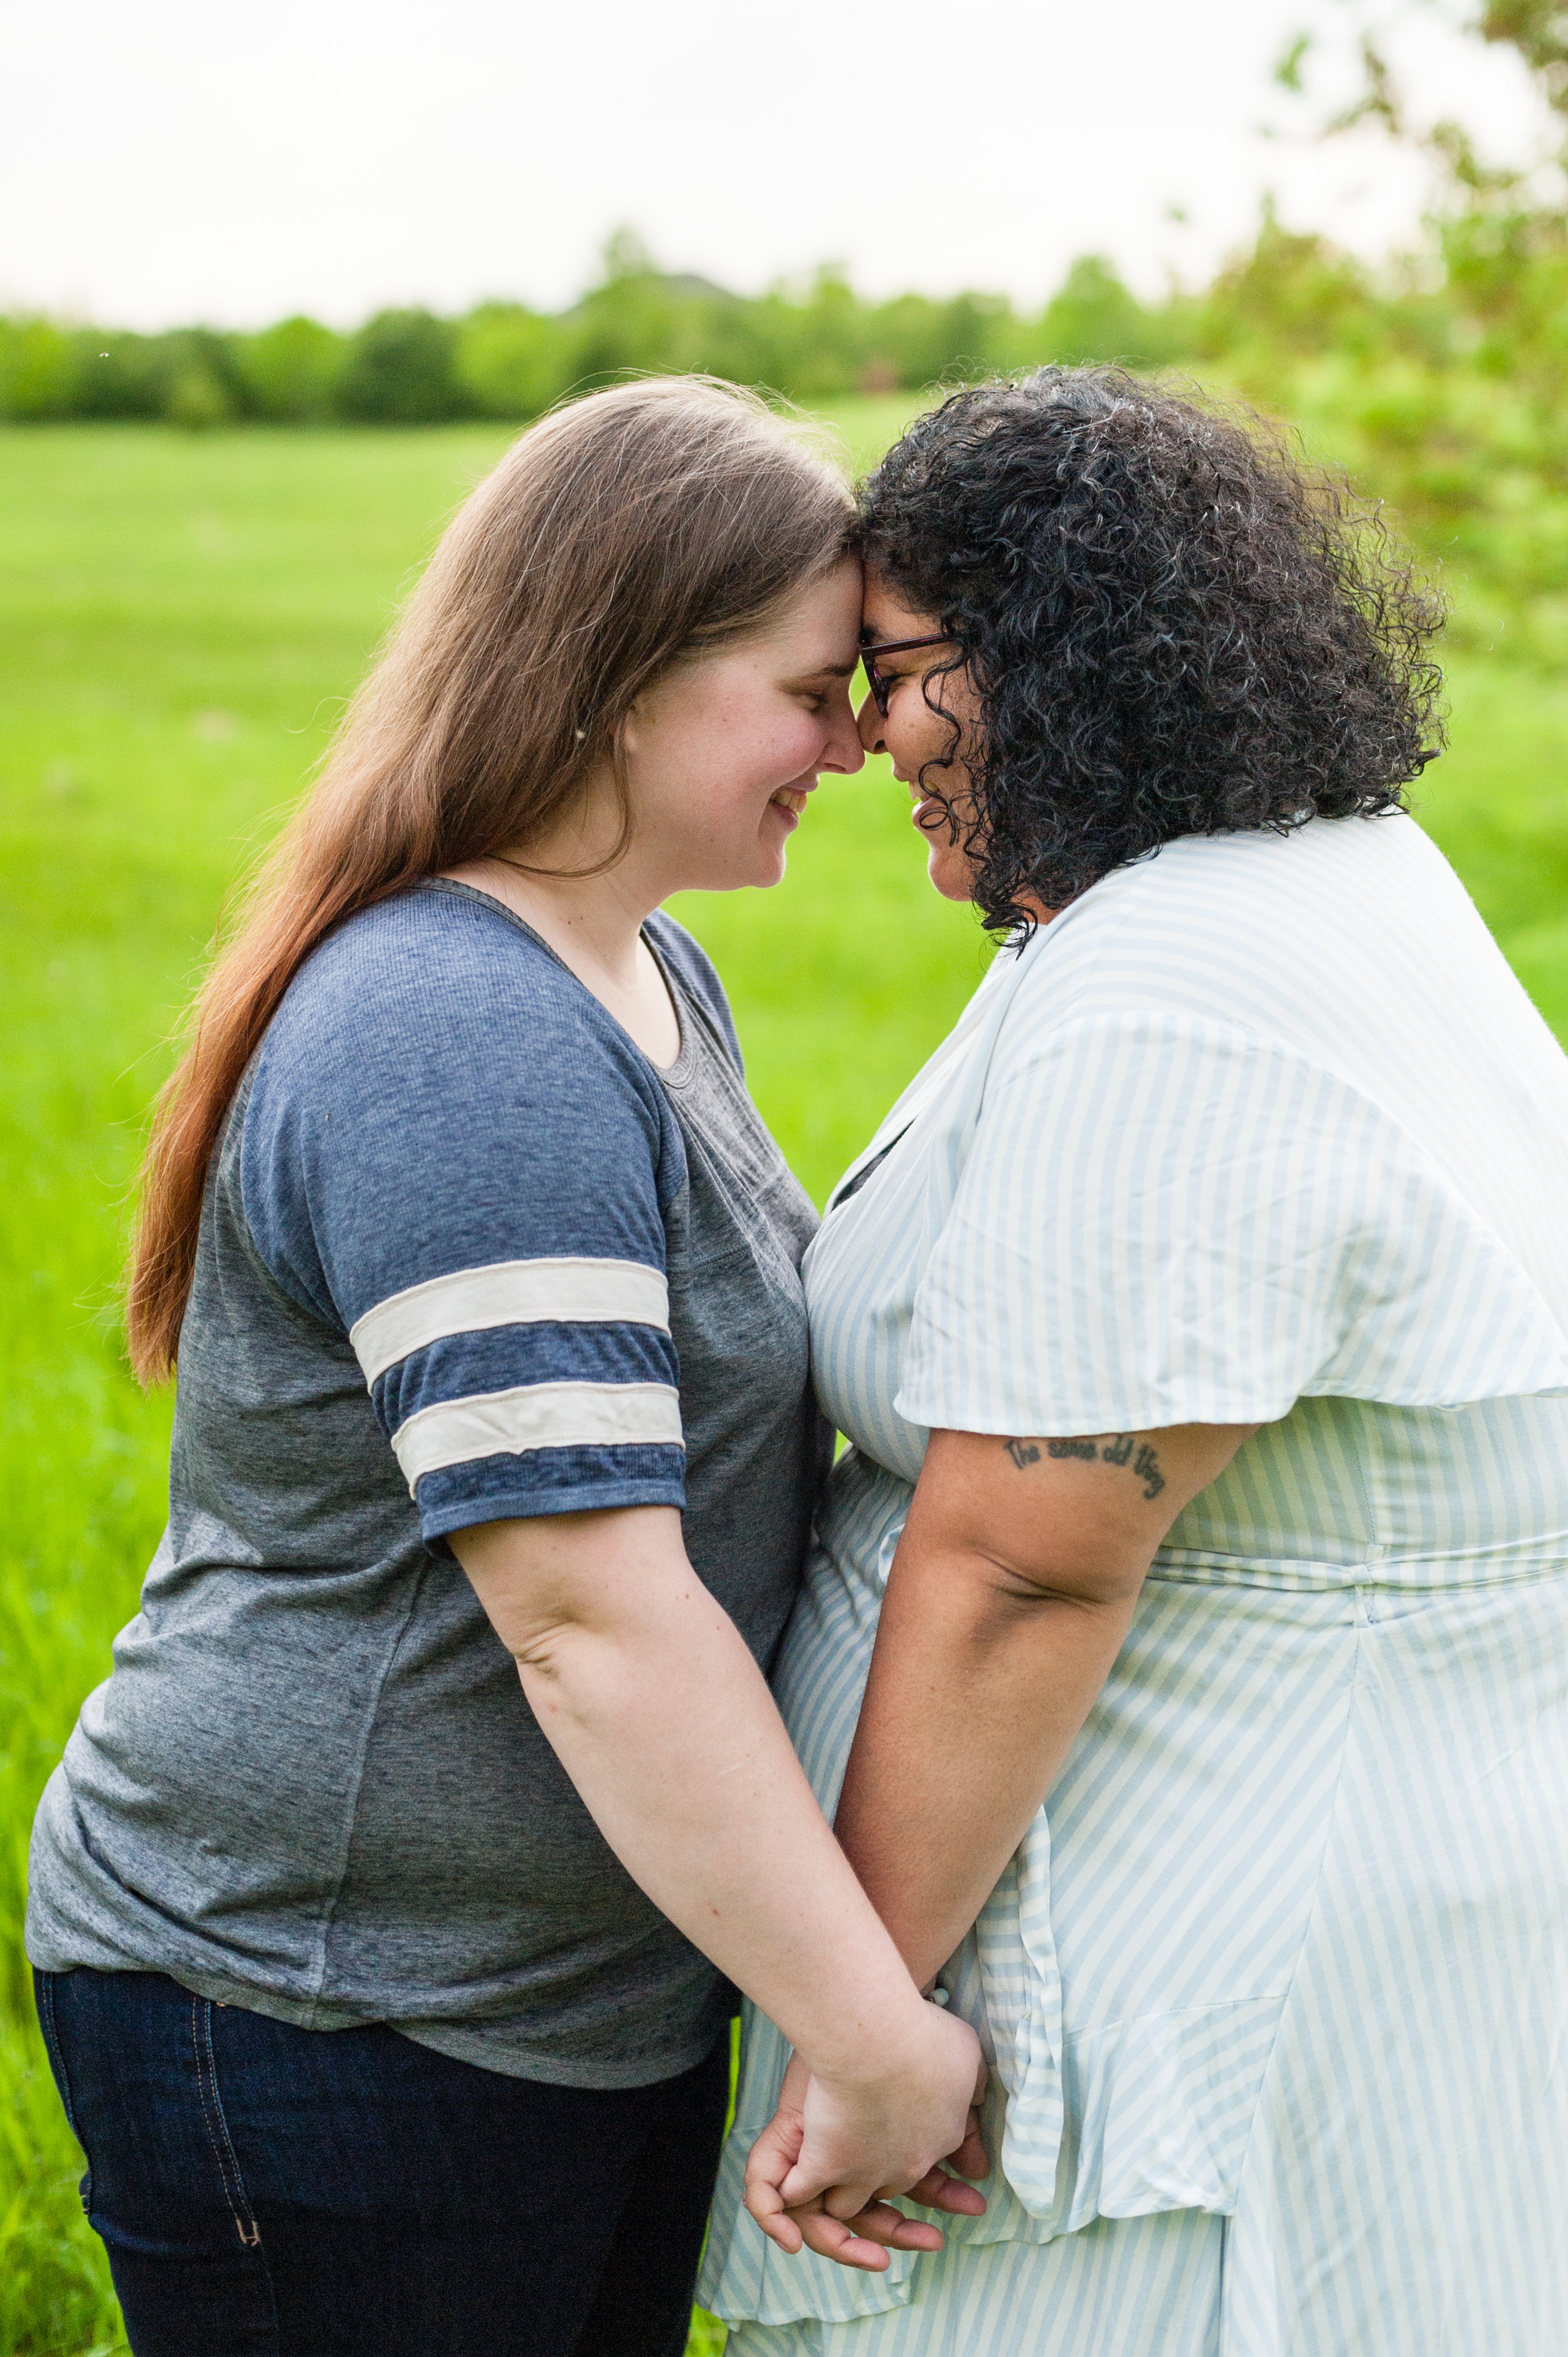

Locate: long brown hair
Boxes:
[127,377,856,1383]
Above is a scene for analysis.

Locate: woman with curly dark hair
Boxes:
[701,370,1568,2353]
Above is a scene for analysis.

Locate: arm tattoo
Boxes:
[1130,1442,1165,1499]
[1002,1431,1166,1501]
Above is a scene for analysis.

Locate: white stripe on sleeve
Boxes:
[349,1258,670,1386]
[389,1379,684,1491]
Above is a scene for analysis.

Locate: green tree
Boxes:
[1038,256,1173,365]
[569,242,684,384]
[59,326,246,425]
[69,329,171,418]
[773,269,870,398]
[161,327,245,427]
[166,362,232,430]
[236,316,348,422]
[0,316,80,417]
[1197,213,1377,359]
[455,302,578,418]
[337,308,470,423]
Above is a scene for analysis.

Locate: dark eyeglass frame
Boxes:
[860,633,955,718]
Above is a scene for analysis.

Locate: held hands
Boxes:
[743,2011,990,2274]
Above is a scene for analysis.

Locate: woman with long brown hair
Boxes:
[26,379,982,2357]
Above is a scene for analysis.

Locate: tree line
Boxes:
[3,213,1545,435]
[0,239,1215,429]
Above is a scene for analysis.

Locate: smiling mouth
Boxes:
[770,787,808,819]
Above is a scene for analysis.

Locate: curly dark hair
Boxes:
[859,367,1446,935]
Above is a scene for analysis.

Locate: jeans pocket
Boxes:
[189,1997,262,2249]
[34,1971,93,2212]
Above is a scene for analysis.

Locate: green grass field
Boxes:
[3,408,1567,2354]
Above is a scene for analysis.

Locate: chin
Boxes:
[678,838,787,893]
[696,856,787,895]
[747,833,791,889]
[926,846,975,903]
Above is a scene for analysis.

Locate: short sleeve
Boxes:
[896,1010,1568,1437]
[239,894,688,1538]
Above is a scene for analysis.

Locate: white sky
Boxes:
[3,0,1554,327]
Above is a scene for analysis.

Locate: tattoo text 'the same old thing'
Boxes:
[1003,1432,1166,1500]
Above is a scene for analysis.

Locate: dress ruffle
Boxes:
[701,1844,1292,2329]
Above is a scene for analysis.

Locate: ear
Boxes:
[620,679,664,760]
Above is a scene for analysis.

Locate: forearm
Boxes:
[457,1516,929,2083]
[835,1548,1138,1990]
[833,1420,1256,1991]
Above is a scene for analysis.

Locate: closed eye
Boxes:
[792,669,856,711]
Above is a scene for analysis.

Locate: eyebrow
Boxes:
[792,657,860,679]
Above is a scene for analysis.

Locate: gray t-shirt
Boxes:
[28,883,827,2087]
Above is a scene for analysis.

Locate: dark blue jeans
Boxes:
[36,1967,729,2357]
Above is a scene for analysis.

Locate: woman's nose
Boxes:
[857,689,886,755]
[822,691,868,775]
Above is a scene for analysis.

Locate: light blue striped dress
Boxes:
[700,814,1568,2355]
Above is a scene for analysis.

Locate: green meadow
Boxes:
[3,406,1567,2355]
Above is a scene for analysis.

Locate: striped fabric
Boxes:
[348,1255,671,1383]
[386,1376,684,1486]
[349,1255,681,1496]
[723,2210,1227,2357]
[701,816,1568,2353]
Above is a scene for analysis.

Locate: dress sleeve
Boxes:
[896,1009,1568,1437]
[238,931,687,1540]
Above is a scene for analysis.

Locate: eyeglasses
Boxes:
[860,634,955,718]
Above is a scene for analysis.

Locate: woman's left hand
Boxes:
[744,2052,990,2272]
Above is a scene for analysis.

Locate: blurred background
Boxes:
[5,3,1568,2349]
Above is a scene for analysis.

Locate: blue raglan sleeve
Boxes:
[238,894,687,1540]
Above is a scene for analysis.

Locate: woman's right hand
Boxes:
[744,2013,988,2270]
[453,1504,991,2264]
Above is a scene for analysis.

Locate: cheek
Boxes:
[714,712,823,806]
[651,735,800,847]
[632,674,824,842]
[887,697,954,773]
